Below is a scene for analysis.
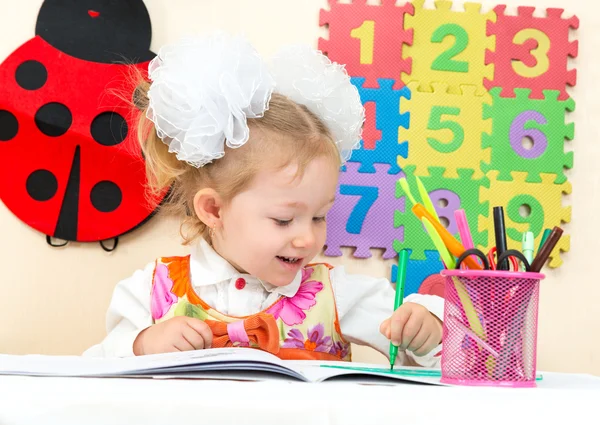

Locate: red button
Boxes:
[235,278,246,290]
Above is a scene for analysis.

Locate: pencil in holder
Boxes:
[439,268,544,388]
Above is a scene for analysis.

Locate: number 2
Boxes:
[340,185,378,234]
[431,24,469,73]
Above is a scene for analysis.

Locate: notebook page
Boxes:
[0,348,287,377]
[284,360,445,385]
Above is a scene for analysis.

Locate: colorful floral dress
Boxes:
[150,256,352,361]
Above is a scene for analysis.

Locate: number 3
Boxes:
[512,29,550,78]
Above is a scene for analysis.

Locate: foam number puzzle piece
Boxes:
[319,0,414,89]
[391,250,443,297]
[403,0,495,95]
[347,78,410,174]
[481,88,575,184]
[401,82,491,179]
[325,162,402,259]
[393,165,490,260]
[485,5,578,100]
[479,170,571,267]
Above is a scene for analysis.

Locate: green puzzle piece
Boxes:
[481,88,575,184]
[394,165,490,260]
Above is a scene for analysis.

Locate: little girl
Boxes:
[84,33,444,367]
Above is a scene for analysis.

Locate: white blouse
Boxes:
[84,239,444,367]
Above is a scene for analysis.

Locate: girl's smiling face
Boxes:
[212,156,339,286]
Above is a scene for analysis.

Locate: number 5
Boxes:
[426,106,464,153]
[340,185,378,234]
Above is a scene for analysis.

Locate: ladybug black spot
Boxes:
[91,181,122,213]
[15,60,48,90]
[26,169,58,201]
[35,102,72,137]
[91,112,128,146]
[0,110,18,141]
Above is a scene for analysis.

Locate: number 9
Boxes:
[506,195,544,242]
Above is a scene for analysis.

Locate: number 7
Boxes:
[340,185,378,234]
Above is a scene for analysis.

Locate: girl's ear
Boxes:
[192,188,223,228]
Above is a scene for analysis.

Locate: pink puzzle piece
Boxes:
[319,0,414,89]
[485,5,578,100]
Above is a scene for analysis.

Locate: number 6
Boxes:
[509,110,547,159]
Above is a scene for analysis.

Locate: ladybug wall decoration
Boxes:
[0,0,167,251]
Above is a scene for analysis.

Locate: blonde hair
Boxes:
[133,78,341,245]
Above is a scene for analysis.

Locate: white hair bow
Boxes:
[146,32,365,168]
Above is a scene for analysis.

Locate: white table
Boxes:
[1,372,599,425]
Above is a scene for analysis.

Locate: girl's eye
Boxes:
[313,216,326,223]
[273,219,292,227]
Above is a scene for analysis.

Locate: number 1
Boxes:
[351,20,375,65]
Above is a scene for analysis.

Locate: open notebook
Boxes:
[0,347,447,385]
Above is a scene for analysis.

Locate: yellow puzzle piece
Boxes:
[403,0,496,95]
[478,171,571,268]
[400,82,491,179]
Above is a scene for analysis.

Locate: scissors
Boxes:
[486,247,520,271]
[455,248,530,272]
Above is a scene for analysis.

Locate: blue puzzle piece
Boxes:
[347,78,410,174]
[391,250,443,297]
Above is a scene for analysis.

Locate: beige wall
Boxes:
[1,0,597,374]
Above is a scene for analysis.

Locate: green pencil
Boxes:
[538,228,552,254]
[390,249,409,370]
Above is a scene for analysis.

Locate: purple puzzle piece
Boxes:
[325,162,403,259]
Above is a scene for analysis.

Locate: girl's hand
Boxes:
[379,302,442,357]
[133,316,213,355]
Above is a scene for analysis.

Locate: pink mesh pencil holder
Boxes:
[439,268,544,388]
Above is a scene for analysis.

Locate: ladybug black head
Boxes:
[35,0,154,64]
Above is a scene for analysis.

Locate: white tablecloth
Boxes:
[1,372,599,425]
